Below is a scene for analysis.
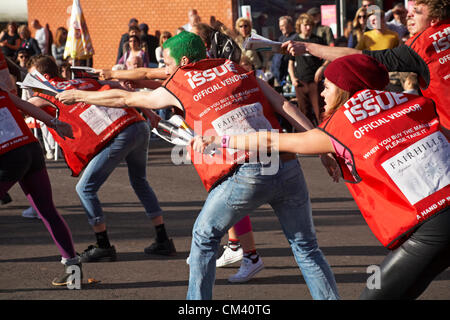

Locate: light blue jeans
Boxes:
[187,160,340,300]
[76,121,163,226]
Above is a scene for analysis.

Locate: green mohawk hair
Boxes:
[162,31,206,65]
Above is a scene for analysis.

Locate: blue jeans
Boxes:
[187,160,340,300]
[76,121,162,226]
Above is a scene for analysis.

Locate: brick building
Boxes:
[27,0,237,69]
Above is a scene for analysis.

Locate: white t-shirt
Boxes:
[35,27,47,52]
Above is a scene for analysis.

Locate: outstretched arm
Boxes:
[191,129,334,155]
[282,40,361,61]
[55,87,180,111]
[10,93,73,139]
[95,67,168,81]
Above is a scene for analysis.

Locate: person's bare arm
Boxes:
[55,87,180,111]
[96,67,168,81]
[288,59,299,87]
[191,129,334,155]
[11,94,73,139]
[257,77,313,132]
[282,40,361,61]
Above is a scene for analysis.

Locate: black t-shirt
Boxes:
[363,44,430,86]
[141,34,159,64]
[0,33,20,57]
[290,34,325,83]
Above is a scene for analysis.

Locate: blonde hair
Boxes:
[235,17,252,32]
[295,13,314,33]
[159,31,172,47]
[352,7,367,30]
[18,24,31,39]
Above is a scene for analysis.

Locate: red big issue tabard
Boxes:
[36,78,144,176]
[320,89,449,249]
[0,90,38,155]
[405,20,450,129]
[164,58,282,191]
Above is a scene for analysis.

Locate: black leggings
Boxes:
[0,142,76,259]
[360,207,450,299]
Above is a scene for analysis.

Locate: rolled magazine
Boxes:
[152,115,217,155]
[243,34,282,52]
[16,70,62,96]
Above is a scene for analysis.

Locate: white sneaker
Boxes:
[22,206,40,219]
[46,151,54,160]
[227,255,264,283]
[185,245,244,266]
[216,244,243,267]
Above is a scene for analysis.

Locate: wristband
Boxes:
[221,135,230,148]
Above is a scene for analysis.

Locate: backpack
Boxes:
[209,31,241,63]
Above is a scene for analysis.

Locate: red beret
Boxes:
[324,54,389,95]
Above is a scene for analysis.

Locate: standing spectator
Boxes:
[234,17,262,70]
[270,16,297,87]
[15,48,30,73]
[288,13,328,124]
[334,20,354,47]
[356,10,400,50]
[348,7,368,48]
[155,31,172,68]
[182,9,200,32]
[44,24,53,56]
[386,4,409,40]
[402,72,419,95]
[116,18,138,63]
[139,23,159,67]
[307,7,335,46]
[119,35,149,68]
[31,19,49,54]
[361,0,375,9]
[0,22,21,58]
[51,27,68,66]
[18,25,41,57]
[119,26,141,62]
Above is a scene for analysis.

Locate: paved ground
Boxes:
[0,140,448,301]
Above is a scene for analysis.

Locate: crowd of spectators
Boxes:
[1,1,418,129]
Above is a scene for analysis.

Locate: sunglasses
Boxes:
[359,15,367,18]
[18,55,28,58]
[239,24,249,28]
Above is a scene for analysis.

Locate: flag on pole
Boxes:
[64,0,94,60]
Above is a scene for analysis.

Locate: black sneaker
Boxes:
[144,239,176,256]
[52,263,83,288]
[0,193,12,205]
[79,244,117,262]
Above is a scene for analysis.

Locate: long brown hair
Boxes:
[54,27,68,47]
[322,86,351,120]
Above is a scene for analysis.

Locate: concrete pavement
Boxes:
[0,139,448,300]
